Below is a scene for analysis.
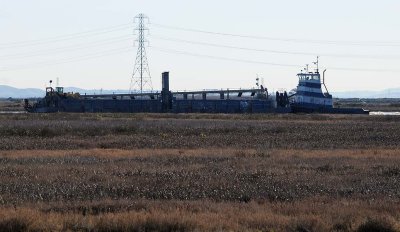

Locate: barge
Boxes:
[25,72,278,114]
[24,61,369,114]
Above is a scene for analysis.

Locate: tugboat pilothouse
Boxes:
[291,58,333,113]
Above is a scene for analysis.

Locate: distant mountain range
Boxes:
[0,85,45,99]
[331,88,400,98]
[1,85,400,99]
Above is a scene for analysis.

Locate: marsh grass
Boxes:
[0,149,400,231]
[0,113,399,150]
[0,113,399,231]
[0,199,399,232]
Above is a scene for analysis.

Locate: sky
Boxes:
[0,0,399,92]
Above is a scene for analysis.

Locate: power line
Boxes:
[151,46,400,72]
[152,47,299,67]
[151,35,400,60]
[0,24,132,49]
[152,23,400,47]
[0,35,132,60]
[0,23,131,45]
[0,47,132,72]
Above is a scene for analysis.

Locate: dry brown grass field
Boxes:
[0,99,24,112]
[0,113,399,231]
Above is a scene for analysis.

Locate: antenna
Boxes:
[129,13,153,94]
[313,56,319,73]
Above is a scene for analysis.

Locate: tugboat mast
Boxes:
[313,56,319,73]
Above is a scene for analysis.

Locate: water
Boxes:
[370,111,400,116]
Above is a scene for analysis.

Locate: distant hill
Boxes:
[0,85,45,98]
[332,88,400,98]
[1,85,399,99]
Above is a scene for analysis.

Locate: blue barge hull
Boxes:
[28,98,275,114]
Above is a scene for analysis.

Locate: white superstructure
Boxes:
[292,59,333,110]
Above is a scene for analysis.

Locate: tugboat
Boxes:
[290,58,369,114]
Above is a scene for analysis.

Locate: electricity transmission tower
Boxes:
[130,14,152,94]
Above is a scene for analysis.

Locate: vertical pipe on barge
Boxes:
[161,72,172,112]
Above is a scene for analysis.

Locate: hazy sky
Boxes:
[0,0,399,92]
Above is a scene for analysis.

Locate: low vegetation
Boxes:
[0,113,399,150]
[0,99,24,112]
[0,113,399,231]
